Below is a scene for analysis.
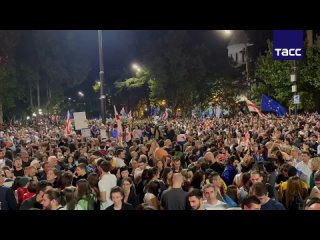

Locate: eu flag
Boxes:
[261,94,286,117]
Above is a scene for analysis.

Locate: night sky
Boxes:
[68,30,272,100]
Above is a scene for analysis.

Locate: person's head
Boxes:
[13,157,22,169]
[173,158,181,170]
[287,166,298,177]
[48,156,58,168]
[202,184,217,204]
[42,188,64,210]
[138,155,148,170]
[59,171,73,190]
[2,166,14,179]
[161,167,173,186]
[0,148,5,159]
[75,163,87,177]
[204,152,215,163]
[191,170,205,189]
[156,159,164,171]
[308,157,320,172]
[241,195,261,210]
[120,166,129,179]
[146,180,160,196]
[116,148,126,159]
[188,188,204,210]
[241,172,251,188]
[181,169,193,183]
[286,176,305,207]
[25,166,37,177]
[99,160,112,174]
[172,173,184,188]
[46,168,59,182]
[87,172,99,188]
[30,159,41,170]
[110,186,124,206]
[76,179,91,198]
[62,187,77,210]
[208,172,223,189]
[250,182,269,204]
[42,162,51,173]
[121,177,134,192]
[130,158,138,170]
[36,180,53,199]
[305,198,320,210]
[20,151,29,163]
[226,185,239,205]
[250,170,263,184]
[301,151,311,163]
[314,171,320,188]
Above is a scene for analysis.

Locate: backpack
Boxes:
[289,195,304,210]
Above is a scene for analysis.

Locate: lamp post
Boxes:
[98,30,106,124]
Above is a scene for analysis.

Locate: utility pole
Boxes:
[245,44,250,99]
[291,60,298,116]
[98,30,106,124]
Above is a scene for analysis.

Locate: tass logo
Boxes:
[273,30,304,60]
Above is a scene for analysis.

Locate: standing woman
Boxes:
[121,177,138,208]
[283,176,308,210]
[76,179,96,210]
[87,172,100,210]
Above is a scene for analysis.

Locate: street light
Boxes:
[98,30,106,124]
[78,91,84,97]
[132,63,142,73]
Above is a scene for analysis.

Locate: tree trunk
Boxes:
[0,100,3,124]
[37,78,40,108]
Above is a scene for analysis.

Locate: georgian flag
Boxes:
[65,111,71,135]
[238,96,266,119]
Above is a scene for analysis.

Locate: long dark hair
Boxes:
[63,187,77,210]
[87,172,100,197]
[76,179,95,208]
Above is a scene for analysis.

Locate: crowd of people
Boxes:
[1,113,320,210]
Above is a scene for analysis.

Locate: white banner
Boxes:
[73,112,88,130]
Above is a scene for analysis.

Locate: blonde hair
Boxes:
[181,169,193,182]
[308,157,320,172]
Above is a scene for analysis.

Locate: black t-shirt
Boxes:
[105,202,134,210]
[210,162,225,176]
[13,168,25,177]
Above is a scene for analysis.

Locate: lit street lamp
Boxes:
[132,63,141,73]
[78,91,84,97]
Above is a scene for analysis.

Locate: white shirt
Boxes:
[98,173,117,210]
[203,200,229,210]
[296,161,312,187]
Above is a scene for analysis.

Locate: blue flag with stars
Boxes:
[261,94,286,117]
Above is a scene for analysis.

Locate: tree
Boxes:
[0,31,20,123]
[255,39,320,112]
[142,31,224,114]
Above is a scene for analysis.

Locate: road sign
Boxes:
[294,95,300,104]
